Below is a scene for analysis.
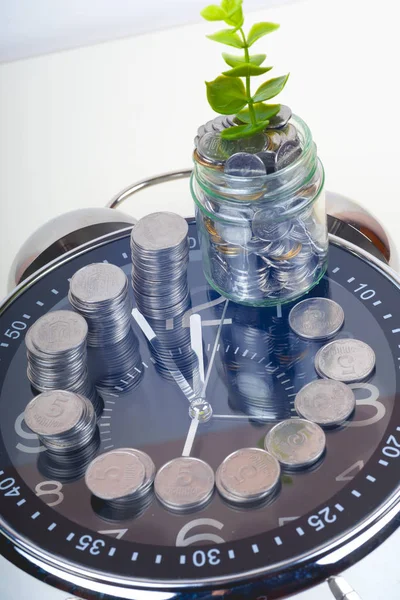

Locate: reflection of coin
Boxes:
[216,448,280,504]
[315,339,375,382]
[69,263,127,303]
[264,419,326,469]
[295,379,355,426]
[289,298,344,340]
[25,390,83,436]
[30,310,88,354]
[85,450,145,501]
[154,457,214,511]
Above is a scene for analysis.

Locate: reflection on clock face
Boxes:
[0,222,399,593]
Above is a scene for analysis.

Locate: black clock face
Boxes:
[0,223,399,598]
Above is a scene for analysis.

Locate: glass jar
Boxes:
[191,115,327,306]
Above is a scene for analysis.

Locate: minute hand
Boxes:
[132,308,196,402]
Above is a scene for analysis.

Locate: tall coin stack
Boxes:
[24,390,97,454]
[25,310,101,416]
[69,263,132,346]
[131,212,190,320]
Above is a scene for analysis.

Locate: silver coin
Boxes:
[275,140,302,170]
[24,390,83,436]
[266,105,292,130]
[216,448,280,503]
[252,209,292,242]
[256,150,277,174]
[264,419,326,469]
[131,212,188,252]
[29,310,88,354]
[315,338,376,383]
[295,379,356,426]
[154,457,214,511]
[289,298,344,340]
[85,449,145,501]
[69,263,127,304]
[224,152,267,177]
[124,448,156,494]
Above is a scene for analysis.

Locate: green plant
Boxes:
[201,0,289,140]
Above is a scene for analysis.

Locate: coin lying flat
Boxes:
[264,419,326,469]
[154,456,214,511]
[85,449,145,501]
[315,339,376,383]
[289,298,345,340]
[295,379,356,426]
[216,448,280,504]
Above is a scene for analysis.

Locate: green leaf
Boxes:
[200,5,227,21]
[221,120,270,140]
[221,0,242,11]
[222,52,266,68]
[236,103,280,124]
[247,22,280,46]
[222,63,272,77]
[205,76,247,114]
[253,74,289,102]
[224,8,244,28]
[207,28,244,48]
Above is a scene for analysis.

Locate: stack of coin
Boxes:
[89,329,144,394]
[25,310,101,416]
[38,433,100,483]
[131,212,190,320]
[69,263,131,346]
[85,448,155,507]
[24,390,97,454]
[216,448,280,505]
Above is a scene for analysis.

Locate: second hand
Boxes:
[182,299,229,457]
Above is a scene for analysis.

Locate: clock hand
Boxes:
[327,576,362,600]
[189,313,205,397]
[132,308,196,402]
[182,300,229,456]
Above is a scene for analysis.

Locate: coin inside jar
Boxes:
[264,419,326,469]
[315,338,376,383]
[154,456,214,511]
[216,448,280,504]
[295,379,356,426]
[289,298,344,340]
[85,449,145,501]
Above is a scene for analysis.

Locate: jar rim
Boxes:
[193,114,318,203]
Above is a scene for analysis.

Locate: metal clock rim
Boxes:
[1,227,400,596]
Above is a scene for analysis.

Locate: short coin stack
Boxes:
[25,310,101,416]
[85,448,155,507]
[216,448,280,505]
[24,390,97,454]
[69,263,131,346]
[131,212,190,320]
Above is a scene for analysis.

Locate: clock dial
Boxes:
[0,222,399,599]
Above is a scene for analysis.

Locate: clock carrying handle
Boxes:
[107,169,393,269]
[107,169,193,210]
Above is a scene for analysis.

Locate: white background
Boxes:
[0,0,399,598]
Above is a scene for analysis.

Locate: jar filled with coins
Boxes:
[191,110,327,306]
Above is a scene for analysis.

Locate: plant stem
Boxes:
[239,27,256,127]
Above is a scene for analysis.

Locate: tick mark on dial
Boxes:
[366,475,376,482]
[373,300,382,306]
[383,314,392,319]
[131,552,139,561]
[66,533,75,541]
[48,523,57,531]
[108,547,116,557]
[274,536,283,546]
[155,554,162,564]
[351,490,361,498]
[335,504,344,512]
[31,511,40,520]
[296,527,305,536]
[16,499,26,506]
[252,544,259,554]
[36,301,44,307]
[379,460,388,466]
[180,555,186,564]
[332,267,340,273]
[51,289,59,295]
[228,549,235,559]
